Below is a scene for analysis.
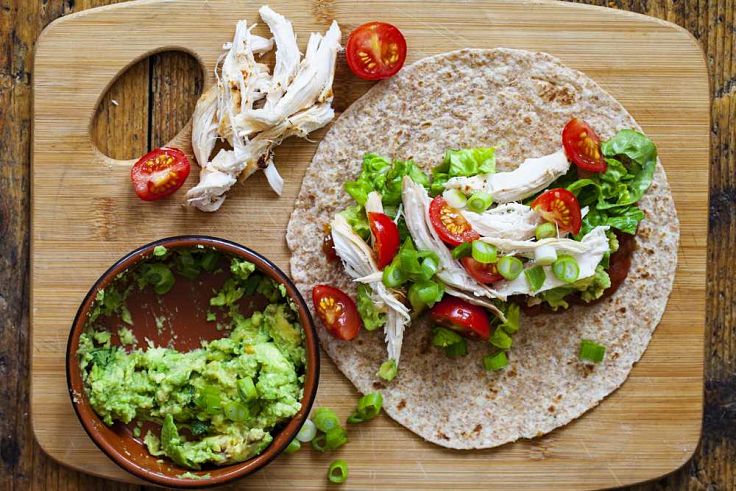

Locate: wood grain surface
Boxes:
[0,1,731,491]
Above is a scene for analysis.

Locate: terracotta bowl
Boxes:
[66,236,319,488]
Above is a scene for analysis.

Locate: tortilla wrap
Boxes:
[286,48,679,449]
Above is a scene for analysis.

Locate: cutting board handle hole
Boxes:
[90,50,203,161]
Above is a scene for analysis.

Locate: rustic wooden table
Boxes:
[0,0,732,489]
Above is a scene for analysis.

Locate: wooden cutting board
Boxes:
[31,0,709,488]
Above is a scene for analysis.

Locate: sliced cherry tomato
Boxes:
[312,285,362,341]
[429,196,480,246]
[531,188,582,235]
[429,296,490,340]
[368,212,400,269]
[131,147,191,201]
[562,118,607,173]
[346,22,407,81]
[460,257,504,284]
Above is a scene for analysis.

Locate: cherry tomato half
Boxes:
[131,147,191,201]
[460,257,504,284]
[562,118,607,173]
[429,296,490,340]
[345,21,407,80]
[429,196,480,246]
[312,285,362,341]
[368,212,400,269]
[531,188,582,235]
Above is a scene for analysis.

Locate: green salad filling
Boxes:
[329,123,656,375]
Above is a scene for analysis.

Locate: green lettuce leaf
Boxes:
[344,153,429,206]
[431,147,495,196]
[338,205,371,242]
[561,129,657,236]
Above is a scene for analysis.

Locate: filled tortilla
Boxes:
[286,48,679,449]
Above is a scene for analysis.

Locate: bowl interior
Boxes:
[66,236,318,488]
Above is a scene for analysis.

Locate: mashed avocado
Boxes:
[78,251,305,470]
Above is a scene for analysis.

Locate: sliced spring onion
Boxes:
[534,244,557,266]
[356,392,383,419]
[471,241,497,264]
[328,459,349,484]
[497,256,523,280]
[296,418,317,442]
[311,433,328,452]
[377,359,398,382]
[420,255,439,280]
[382,262,405,288]
[195,385,223,414]
[489,328,512,350]
[285,439,301,454]
[432,326,463,348]
[224,401,250,422]
[535,222,557,241]
[445,339,468,357]
[398,244,422,276]
[237,377,258,402]
[500,303,521,334]
[451,242,472,260]
[348,392,383,424]
[483,351,509,371]
[552,255,580,284]
[312,408,340,433]
[579,339,606,363]
[408,280,444,311]
[466,192,493,213]
[443,188,468,209]
[325,426,349,450]
[524,265,546,292]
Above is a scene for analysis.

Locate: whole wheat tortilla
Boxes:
[286,48,679,449]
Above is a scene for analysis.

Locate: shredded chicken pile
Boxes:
[188,6,341,211]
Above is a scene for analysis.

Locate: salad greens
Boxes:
[554,129,657,236]
[345,153,429,207]
[431,147,496,196]
[334,126,655,374]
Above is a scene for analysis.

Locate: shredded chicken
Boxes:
[479,228,604,257]
[188,6,341,211]
[364,191,384,215]
[493,226,611,297]
[445,149,570,203]
[462,203,542,241]
[331,214,411,364]
[401,177,508,312]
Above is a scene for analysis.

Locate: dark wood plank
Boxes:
[1,0,733,489]
[149,51,203,149]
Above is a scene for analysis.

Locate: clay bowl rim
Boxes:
[65,235,320,489]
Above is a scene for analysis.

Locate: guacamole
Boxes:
[78,250,306,470]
